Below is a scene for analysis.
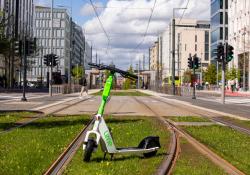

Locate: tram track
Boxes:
[132,97,180,175]
[150,95,250,136]
[133,96,245,175]
[0,95,95,135]
[43,118,94,175]
[43,95,127,175]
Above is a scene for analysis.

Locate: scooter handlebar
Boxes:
[88,63,138,80]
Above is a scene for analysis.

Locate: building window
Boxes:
[61,21,65,28]
[205,31,209,43]
[185,44,187,51]
[205,53,209,61]
[195,44,197,51]
[57,30,60,37]
[195,35,197,42]
[61,39,64,47]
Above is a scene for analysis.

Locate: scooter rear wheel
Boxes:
[83,139,96,162]
[143,140,158,158]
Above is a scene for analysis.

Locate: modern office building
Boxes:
[27,6,92,83]
[3,0,34,39]
[228,0,250,90]
[159,18,210,80]
[72,22,92,70]
[210,0,228,62]
[27,6,71,82]
[0,0,34,87]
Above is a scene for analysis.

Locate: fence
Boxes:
[52,84,82,94]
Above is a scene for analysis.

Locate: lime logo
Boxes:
[104,131,113,146]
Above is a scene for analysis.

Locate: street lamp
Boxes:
[242,27,246,91]
[172,7,187,95]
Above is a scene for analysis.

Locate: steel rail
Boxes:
[0,96,94,135]
[132,97,179,175]
[143,95,246,175]
[43,118,94,175]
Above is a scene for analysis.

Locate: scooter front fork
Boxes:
[83,130,101,151]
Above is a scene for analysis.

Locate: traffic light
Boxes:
[188,54,193,69]
[44,54,59,67]
[52,54,59,67]
[14,40,22,56]
[26,38,37,56]
[44,54,49,66]
[193,54,200,69]
[226,43,234,63]
[216,43,224,62]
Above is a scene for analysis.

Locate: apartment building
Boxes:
[228,0,250,90]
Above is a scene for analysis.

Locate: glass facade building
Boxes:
[211,0,228,61]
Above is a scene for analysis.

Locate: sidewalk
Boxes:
[0,89,99,111]
[139,89,250,120]
[197,89,250,97]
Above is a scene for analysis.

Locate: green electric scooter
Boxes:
[82,63,160,162]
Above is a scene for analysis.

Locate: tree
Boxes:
[122,65,136,90]
[71,65,84,83]
[182,69,192,84]
[226,66,240,80]
[204,64,217,84]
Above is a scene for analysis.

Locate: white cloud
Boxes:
[80,2,104,16]
[83,0,210,69]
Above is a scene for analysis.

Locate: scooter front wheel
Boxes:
[83,139,96,162]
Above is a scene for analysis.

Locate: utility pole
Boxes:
[172,13,176,95]
[192,54,196,99]
[160,36,163,82]
[40,47,43,87]
[221,0,226,104]
[243,29,246,91]
[217,61,219,86]
[172,8,187,95]
[157,37,160,90]
[21,37,27,101]
[200,53,203,84]
[148,48,151,71]
[49,0,53,96]
[137,61,140,89]
[96,52,97,64]
[68,11,73,93]
[143,54,145,71]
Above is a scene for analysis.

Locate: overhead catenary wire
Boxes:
[133,0,157,51]
[88,0,110,55]
[177,0,190,25]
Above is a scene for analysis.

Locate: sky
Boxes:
[35,0,210,70]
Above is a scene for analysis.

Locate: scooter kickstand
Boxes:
[110,154,114,161]
[103,152,107,160]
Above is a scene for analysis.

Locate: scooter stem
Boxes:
[97,73,114,115]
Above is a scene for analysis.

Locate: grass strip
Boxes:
[92,90,151,96]
[167,116,211,122]
[182,125,250,174]
[0,115,90,175]
[0,112,36,131]
[64,116,170,175]
[219,116,250,130]
[173,138,226,175]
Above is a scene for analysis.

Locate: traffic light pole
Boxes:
[192,61,196,99]
[21,37,27,101]
[49,0,53,97]
[221,0,226,104]
[172,17,176,95]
